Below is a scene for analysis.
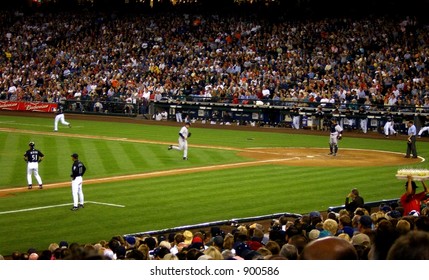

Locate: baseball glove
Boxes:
[188,132,192,138]
[337,135,342,140]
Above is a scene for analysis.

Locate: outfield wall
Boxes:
[2,99,429,134]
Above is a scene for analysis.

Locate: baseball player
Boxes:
[168,121,191,160]
[358,106,368,133]
[383,117,397,138]
[418,121,429,138]
[24,141,44,189]
[70,153,86,211]
[328,118,343,156]
[54,104,71,132]
[290,104,301,129]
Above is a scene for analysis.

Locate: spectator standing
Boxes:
[400,176,428,215]
[168,122,191,160]
[70,153,86,211]
[24,141,44,189]
[405,120,417,158]
[345,188,365,216]
[54,104,71,132]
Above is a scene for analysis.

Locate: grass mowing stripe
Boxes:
[94,140,121,174]
[0,133,22,186]
[120,142,144,169]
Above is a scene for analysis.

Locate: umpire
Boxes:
[405,120,418,158]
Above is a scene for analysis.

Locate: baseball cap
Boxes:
[29,141,35,146]
[125,236,136,246]
[359,215,373,228]
[351,233,370,247]
[309,211,321,219]
[59,241,68,248]
[71,153,79,158]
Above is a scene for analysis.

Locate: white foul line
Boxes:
[0,201,125,215]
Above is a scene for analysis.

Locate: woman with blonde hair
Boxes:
[203,246,224,260]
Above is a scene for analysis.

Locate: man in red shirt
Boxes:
[400,176,428,215]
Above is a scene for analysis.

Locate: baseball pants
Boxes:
[71,176,84,207]
[27,162,42,186]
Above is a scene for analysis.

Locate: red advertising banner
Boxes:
[0,101,57,112]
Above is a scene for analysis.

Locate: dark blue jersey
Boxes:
[24,149,44,162]
[56,105,65,115]
[71,160,86,179]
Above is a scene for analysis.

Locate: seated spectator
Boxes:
[299,237,358,260]
[387,231,429,260]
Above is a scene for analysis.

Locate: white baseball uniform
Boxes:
[54,105,71,131]
[170,124,190,159]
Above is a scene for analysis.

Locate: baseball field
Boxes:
[0,111,427,256]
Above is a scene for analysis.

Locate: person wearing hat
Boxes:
[383,117,397,138]
[53,103,71,132]
[168,121,191,160]
[400,175,428,216]
[70,153,86,211]
[328,117,343,156]
[24,141,44,189]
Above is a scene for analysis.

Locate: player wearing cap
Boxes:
[400,175,428,216]
[383,117,397,138]
[168,121,191,160]
[328,118,343,156]
[54,104,71,132]
[24,142,44,189]
[70,153,86,211]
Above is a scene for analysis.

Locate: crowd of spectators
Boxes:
[1,9,429,115]
[4,200,429,260]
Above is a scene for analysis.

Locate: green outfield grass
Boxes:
[0,114,427,256]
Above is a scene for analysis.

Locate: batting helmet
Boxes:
[29,141,35,147]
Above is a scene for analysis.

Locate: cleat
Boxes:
[71,207,79,211]
[28,185,32,189]
[328,152,333,155]
[39,185,43,189]
[68,124,72,128]
[333,153,336,156]
[168,145,172,150]
[78,204,84,208]
[404,156,410,158]
[412,156,418,158]
[183,157,188,160]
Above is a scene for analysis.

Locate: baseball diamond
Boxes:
[0,111,422,197]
